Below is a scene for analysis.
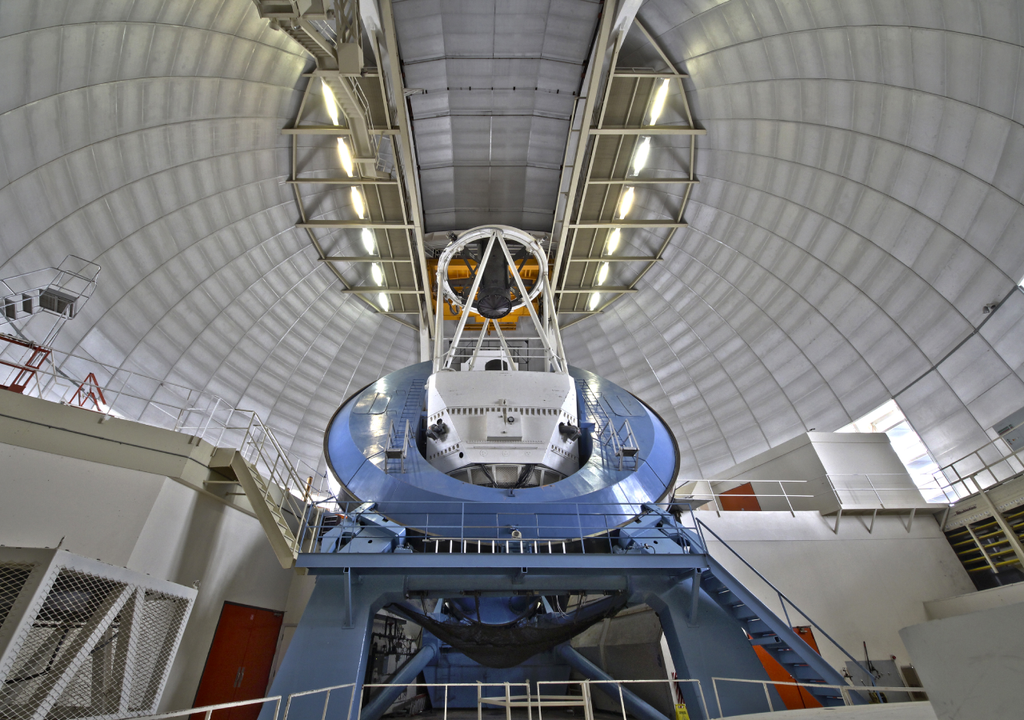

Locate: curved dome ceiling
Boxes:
[565,0,1024,477]
[1,0,1023,480]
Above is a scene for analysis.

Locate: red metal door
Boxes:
[193,603,284,720]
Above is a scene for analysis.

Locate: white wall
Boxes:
[900,601,1024,720]
[0,442,166,564]
[702,432,930,513]
[923,582,1024,621]
[0,441,294,712]
[696,511,975,672]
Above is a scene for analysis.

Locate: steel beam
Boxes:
[592,127,705,135]
[589,178,698,185]
[298,221,415,229]
[568,222,688,229]
[288,178,400,185]
[379,0,434,330]
[570,256,662,263]
[613,71,689,79]
[558,287,637,294]
[342,288,422,294]
[320,256,413,263]
[549,5,615,305]
[281,126,400,135]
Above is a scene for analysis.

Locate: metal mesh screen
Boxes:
[0,563,34,629]
[0,557,194,720]
[127,592,191,712]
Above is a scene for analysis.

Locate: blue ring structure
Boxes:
[324,362,679,538]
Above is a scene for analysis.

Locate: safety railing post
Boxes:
[576,504,585,553]
[761,680,773,712]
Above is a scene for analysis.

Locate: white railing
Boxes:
[823,473,950,507]
[0,339,330,502]
[678,475,954,517]
[710,677,925,716]
[135,673,931,720]
[931,425,1024,501]
[135,696,282,720]
[675,479,815,515]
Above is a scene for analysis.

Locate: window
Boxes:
[837,399,946,502]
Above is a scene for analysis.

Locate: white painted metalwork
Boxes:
[0,549,195,720]
[432,226,566,375]
[0,257,100,347]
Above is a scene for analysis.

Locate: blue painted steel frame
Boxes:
[264,367,850,720]
[323,363,679,537]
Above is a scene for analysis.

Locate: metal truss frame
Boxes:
[256,0,433,334]
[549,17,704,328]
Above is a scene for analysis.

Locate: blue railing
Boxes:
[696,519,876,686]
[298,500,706,555]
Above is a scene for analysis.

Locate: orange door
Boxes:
[752,626,823,710]
[720,482,762,512]
[193,603,284,720]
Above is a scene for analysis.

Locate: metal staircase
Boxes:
[682,522,866,708]
[946,505,1024,583]
[698,564,847,707]
[208,415,320,569]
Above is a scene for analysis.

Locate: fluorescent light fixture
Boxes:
[617,187,635,219]
[597,262,609,285]
[630,136,651,176]
[588,292,601,311]
[371,263,384,285]
[361,228,376,254]
[378,292,390,312]
[648,78,670,125]
[605,228,621,255]
[321,79,340,126]
[350,187,365,219]
[337,138,354,177]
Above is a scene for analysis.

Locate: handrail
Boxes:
[710,677,922,717]
[303,499,702,555]
[695,519,875,686]
[932,423,1024,500]
[138,696,282,720]
[0,338,327,500]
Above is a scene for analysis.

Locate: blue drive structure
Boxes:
[263,227,860,720]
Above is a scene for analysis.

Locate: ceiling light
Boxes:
[648,78,670,125]
[362,228,376,254]
[588,292,601,311]
[597,262,609,285]
[617,187,634,219]
[378,292,390,312]
[631,136,651,176]
[605,228,621,255]
[321,79,340,126]
[371,263,383,285]
[337,138,354,177]
[350,187,365,219]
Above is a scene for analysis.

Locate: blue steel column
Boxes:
[260,575,405,720]
[641,577,782,720]
[360,644,438,720]
[556,644,668,720]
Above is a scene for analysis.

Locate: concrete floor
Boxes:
[728,701,938,719]
[405,701,939,720]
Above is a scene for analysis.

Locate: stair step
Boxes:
[748,635,783,646]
